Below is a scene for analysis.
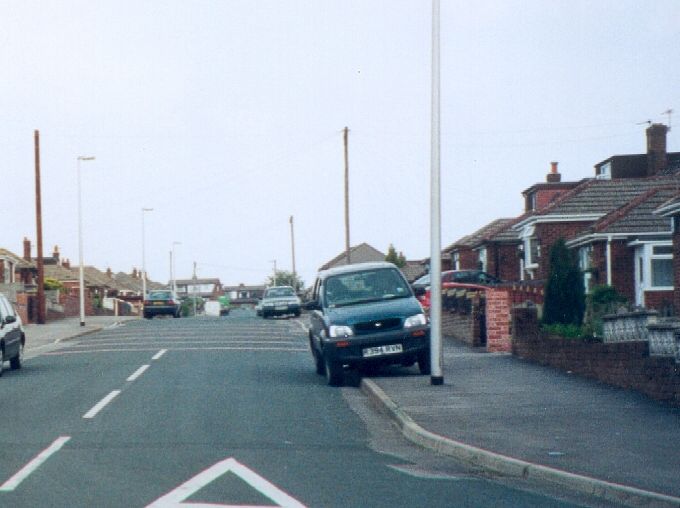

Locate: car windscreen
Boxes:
[264,288,295,298]
[413,273,430,286]
[324,268,411,307]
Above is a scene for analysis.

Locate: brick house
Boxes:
[444,162,579,282]
[444,123,680,314]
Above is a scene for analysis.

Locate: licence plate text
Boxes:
[362,344,403,357]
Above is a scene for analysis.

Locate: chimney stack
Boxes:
[106,267,112,278]
[62,259,70,269]
[546,161,561,183]
[132,268,138,278]
[647,123,668,176]
[23,237,31,261]
[52,245,60,262]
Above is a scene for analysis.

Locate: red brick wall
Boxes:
[609,241,635,303]
[644,290,674,315]
[675,226,680,315]
[441,310,482,347]
[457,248,478,270]
[512,307,680,406]
[486,288,512,352]
[486,243,521,281]
[534,222,590,279]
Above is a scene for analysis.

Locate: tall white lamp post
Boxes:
[429,0,444,385]
[141,207,153,298]
[77,155,96,327]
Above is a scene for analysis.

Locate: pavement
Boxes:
[22,315,138,359]
[18,316,680,508]
[362,339,680,508]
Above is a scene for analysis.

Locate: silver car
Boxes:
[260,286,301,318]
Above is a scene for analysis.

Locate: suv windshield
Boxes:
[324,268,410,307]
[265,287,295,298]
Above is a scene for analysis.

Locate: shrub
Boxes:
[542,238,585,326]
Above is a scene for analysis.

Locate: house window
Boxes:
[520,225,539,270]
[597,162,612,180]
[578,245,593,293]
[651,245,673,288]
[452,252,460,270]
[478,247,487,272]
[527,238,540,267]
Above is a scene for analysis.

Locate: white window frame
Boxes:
[477,247,487,272]
[520,225,539,270]
[452,252,460,270]
[633,241,673,301]
[578,245,594,293]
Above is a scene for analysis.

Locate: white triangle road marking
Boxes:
[146,457,306,508]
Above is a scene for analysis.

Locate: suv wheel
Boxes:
[324,357,343,386]
[417,351,431,375]
[10,344,23,370]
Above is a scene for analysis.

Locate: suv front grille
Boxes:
[354,318,402,334]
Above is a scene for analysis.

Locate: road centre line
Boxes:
[45,346,308,356]
[0,436,71,492]
[83,390,121,419]
[67,340,301,348]
[152,349,167,360]
[126,364,150,382]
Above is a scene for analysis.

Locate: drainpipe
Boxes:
[606,235,613,286]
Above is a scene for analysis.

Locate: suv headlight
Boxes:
[328,325,354,337]
[404,313,427,328]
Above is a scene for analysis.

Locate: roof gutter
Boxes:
[566,230,672,248]
[512,213,602,230]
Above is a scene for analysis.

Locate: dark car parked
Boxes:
[143,290,181,319]
[411,269,501,296]
[0,292,25,376]
[305,262,430,386]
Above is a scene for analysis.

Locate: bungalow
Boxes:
[318,243,385,271]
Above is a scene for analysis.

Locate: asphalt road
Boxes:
[0,310,597,507]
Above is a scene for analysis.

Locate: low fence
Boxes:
[512,307,680,406]
[440,282,544,352]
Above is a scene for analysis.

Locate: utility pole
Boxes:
[192,261,197,317]
[34,130,46,324]
[290,215,296,290]
[343,126,351,265]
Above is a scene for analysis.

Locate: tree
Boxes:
[385,244,407,268]
[542,238,585,326]
[266,270,304,292]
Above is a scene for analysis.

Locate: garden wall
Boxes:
[512,307,680,406]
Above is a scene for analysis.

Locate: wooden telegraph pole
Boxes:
[343,127,350,265]
[34,130,46,324]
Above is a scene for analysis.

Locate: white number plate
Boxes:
[362,344,403,358]
[275,305,287,310]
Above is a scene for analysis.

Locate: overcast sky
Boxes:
[2,1,679,288]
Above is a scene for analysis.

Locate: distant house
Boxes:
[318,243,385,271]
[400,260,428,283]
[0,247,35,285]
[175,278,222,299]
[223,284,265,304]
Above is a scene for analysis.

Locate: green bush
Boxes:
[542,323,584,338]
[584,285,627,336]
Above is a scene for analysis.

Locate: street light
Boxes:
[141,207,154,299]
[171,241,181,294]
[429,0,444,385]
[77,155,95,327]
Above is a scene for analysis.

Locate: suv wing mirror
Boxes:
[303,300,320,311]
